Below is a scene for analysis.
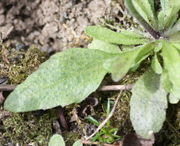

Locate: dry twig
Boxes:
[0,84,133,92]
[0,84,16,91]
[82,140,122,146]
[85,91,123,140]
[99,84,133,91]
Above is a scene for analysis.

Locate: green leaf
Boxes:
[158,0,180,30]
[4,48,113,112]
[168,32,180,43]
[151,54,163,74]
[73,140,83,146]
[162,41,180,103]
[88,39,121,53]
[85,26,148,45]
[173,43,180,53]
[165,19,180,35]
[86,115,100,126]
[104,43,154,81]
[48,134,65,146]
[132,0,157,29]
[161,71,173,92]
[130,69,167,139]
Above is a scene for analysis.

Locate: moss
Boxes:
[0,43,53,145]
[0,113,53,145]
[111,91,133,136]
[0,43,47,84]
[63,131,81,146]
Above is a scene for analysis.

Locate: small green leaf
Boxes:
[4,48,113,112]
[161,71,173,92]
[86,115,100,126]
[158,0,180,30]
[151,54,163,74]
[165,19,180,35]
[86,26,148,45]
[104,43,154,81]
[48,134,65,146]
[169,88,180,104]
[162,41,180,103]
[168,32,180,43]
[104,49,138,81]
[130,69,167,139]
[173,43,180,53]
[132,0,157,29]
[73,140,83,146]
[88,39,121,53]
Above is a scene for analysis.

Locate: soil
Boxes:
[0,0,125,52]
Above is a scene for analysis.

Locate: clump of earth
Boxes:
[0,0,125,52]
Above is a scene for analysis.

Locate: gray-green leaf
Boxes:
[48,134,65,146]
[130,69,167,139]
[151,54,163,74]
[104,43,154,81]
[132,0,157,29]
[86,26,148,45]
[73,140,83,146]
[158,0,180,30]
[4,48,113,112]
[88,39,121,53]
[162,41,180,103]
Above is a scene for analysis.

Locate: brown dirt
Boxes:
[0,0,124,52]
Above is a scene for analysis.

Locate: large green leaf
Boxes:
[85,26,149,45]
[4,48,113,112]
[132,0,157,29]
[103,43,154,81]
[88,39,121,53]
[162,42,180,103]
[48,134,65,146]
[130,69,167,139]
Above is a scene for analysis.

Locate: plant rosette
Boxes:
[4,0,180,139]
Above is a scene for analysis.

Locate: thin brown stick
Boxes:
[85,91,123,140]
[0,85,16,91]
[82,140,121,146]
[0,84,133,92]
[59,107,69,130]
[99,84,133,91]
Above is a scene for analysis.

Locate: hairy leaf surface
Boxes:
[130,69,167,139]
[48,134,65,146]
[151,54,162,74]
[73,140,83,146]
[4,48,113,112]
[86,26,148,45]
[88,39,121,53]
[132,0,157,29]
[104,43,154,81]
[158,0,180,30]
[162,42,180,103]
